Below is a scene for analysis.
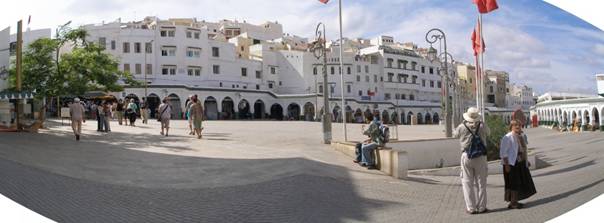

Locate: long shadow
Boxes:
[405,176,441,185]
[0,122,399,223]
[526,178,604,208]
[533,160,596,178]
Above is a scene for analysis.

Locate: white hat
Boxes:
[463,107,481,123]
[74,98,80,102]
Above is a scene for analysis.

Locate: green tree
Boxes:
[485,115,508,161]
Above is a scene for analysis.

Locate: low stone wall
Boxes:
[410,152,542,176]
[387,138,461,170]
[331,141,407,179]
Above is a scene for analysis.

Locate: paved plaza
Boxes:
[0,119,603,222]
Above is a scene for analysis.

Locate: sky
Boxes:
[2,0,603,95]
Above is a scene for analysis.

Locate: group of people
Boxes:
[453,107,537,214]
[67,94,206,140]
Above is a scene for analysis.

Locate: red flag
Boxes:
[471,20,485,56]
[27,15,31,25]
[473,0,499,14]
[318,0,329,4]
[367,90,375,96]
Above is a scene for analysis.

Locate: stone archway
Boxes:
[333,106,342,122]
[270,103,284,120]
[147,93,160,118]
[417,112,423,124]
[584,110,590,131]
[382,110,389,124]
[167,94,182,119]
[345,106,353,123]
[407,111,413,125]
[287,103,301,120]
[253,100,265,119]
[433,113,440,124]
[238,99,251,119]
[303,102,315,121]
[204,96,219,120]
[391,111,399,124]
[354,109,363,123]
[592,107,600,131]
[221,97,235,120]
[425,112,432,124]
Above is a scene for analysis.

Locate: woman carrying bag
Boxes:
[500,119,537,209]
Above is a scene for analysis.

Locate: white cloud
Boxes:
[595,44,604,56]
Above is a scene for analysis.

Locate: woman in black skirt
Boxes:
[500,120,537,209]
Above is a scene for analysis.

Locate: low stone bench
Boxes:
[331,141,408,179]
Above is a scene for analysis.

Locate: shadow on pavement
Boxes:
[526,178,604,208]
[0,121,398,222]
[533,160,595,178]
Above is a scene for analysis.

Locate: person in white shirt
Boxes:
[69,98,86,141]
[158,97,172,136]
[500,120,536,209]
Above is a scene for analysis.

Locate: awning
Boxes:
[0,91,35,100]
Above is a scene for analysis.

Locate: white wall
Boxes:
[0,27,9,91]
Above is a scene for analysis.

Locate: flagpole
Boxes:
[479,14,486,122]
[338,0,347,141]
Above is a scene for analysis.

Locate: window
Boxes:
[270,67,276,74]
[256,71,262,79]
[161,47,176,56]
[194,32,200,39]
[123,63,130,73]
[186,47,201,58]
[356,75,361,82]
[313,67,317,75]
[402,60,408,69]
[397,74,402,83]
[357,65,361,73]
[347,67,351,75]
[397,60,403,69]
[187,66,201,76]
[212,47,219,57]
[429,67,434,74]
[241,67,247,77]
[374,75,378,83]
[365,65,369,73]
[388,73,394,82]
[123,42,130,53]
[145,42,152,53]
[365,75,370,82]
[279,81,282,86]
[347,85,351,93]
[410,94,415,101]
[256,84,260,90]
[421,66,425,73]
[319,85,323,93]
[437,81,442,88]
[161,66,176,75]
[358,90,362,96]
[135,64,141,74]
[490,86,494,93]
[387,58,393,68]
[412,75,418,84]
[430,80,434,88]
[133,42,140,53]
[395,94,400,100]
[330,85,335,94]
[213,65,220,74]
[186,31,192,38]
[145,64,152,75]
[98,37,106,49]
[111,40,116,50]
[411,62,417,70]
[401,94,406,100]
[160,28,175,37]
[269,83,274,89]
[330,67,335,75]
[385,93,391,100]
[422,79,426,87]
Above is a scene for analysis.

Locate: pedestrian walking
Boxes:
[140,97,149,124]
[189,95,204,139]
[453,107,490,214]
[96,101,105,132]
[116,99,125,125]
[185,95,194,135]
[69,98,86,141]
[500,120,537,209]
[102,101,111,132]
[158,97,172,136]
[126,99,138,126]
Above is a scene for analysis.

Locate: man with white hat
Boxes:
[69,98,86,141]
[453,107,490,214]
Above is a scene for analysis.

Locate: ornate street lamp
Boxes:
[310,22,332,144]
[425,28,453,138]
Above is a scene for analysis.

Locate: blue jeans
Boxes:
[361,143,378,166]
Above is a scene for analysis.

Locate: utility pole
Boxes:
[312,23,331,144]
[15,20,23,131]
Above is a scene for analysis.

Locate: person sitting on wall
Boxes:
[353,111,384,170]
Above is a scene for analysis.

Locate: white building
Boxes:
[597,74,604,97]
[78,17,446,124]
[506,84,534,110]
[0,27,9,91]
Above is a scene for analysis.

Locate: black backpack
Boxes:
[463,122,487,159]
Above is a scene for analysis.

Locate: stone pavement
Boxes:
[0,119,602,222]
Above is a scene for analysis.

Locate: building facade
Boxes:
[81,17,445,124]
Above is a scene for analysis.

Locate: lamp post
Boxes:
[311,23,332,144]
[426,28,452,138]
[144,40,153,99]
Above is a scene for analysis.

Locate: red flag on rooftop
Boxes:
[473,0,499,14]
[318,0,330,4]
[471,20,485,56]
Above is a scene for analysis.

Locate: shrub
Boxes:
[485,115,508,161]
